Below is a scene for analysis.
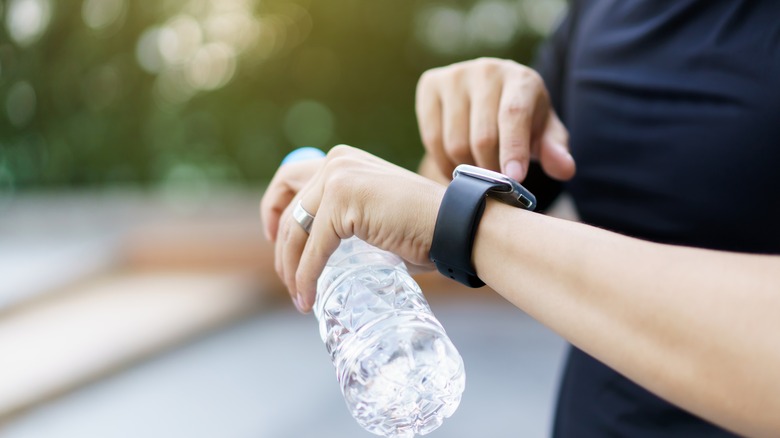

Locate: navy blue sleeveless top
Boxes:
[528,1,780,436]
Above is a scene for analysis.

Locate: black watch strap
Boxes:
[429,175,505,288]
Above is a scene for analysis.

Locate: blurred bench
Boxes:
[0,190,276,422]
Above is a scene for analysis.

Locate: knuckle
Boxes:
[418,67,450,93]
[473,132,498,153]
[325,154,352,172]
[444,133,469,151]
[417,69,438,89]
[438,74,457,91]
[444,140,471,162]
[327,144,354,158]
[502,138,530,159]
[501,99,530,118]
[329,168,351,186]
[440,64,465,87]
[527,68,544,86]
[421,130,443,149]
[474,57,502,75]
[516,67,544,90]
[322,155,355,181]
[325,167,355,196]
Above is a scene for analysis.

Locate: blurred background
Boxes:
[0,0,571,436]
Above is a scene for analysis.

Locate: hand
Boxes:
[260,145,445,313]
[415,57,575,182]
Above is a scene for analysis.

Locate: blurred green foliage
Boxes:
[0,0,565,191]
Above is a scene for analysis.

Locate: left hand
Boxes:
[415,58,575,183]
[260,145,445,313]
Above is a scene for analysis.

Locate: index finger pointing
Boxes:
[497,82,534,182]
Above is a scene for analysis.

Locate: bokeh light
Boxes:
[5,0,51,47]
[416,6,467,56]
[467,1,519,49]
[133,0,269,107]
[0,0,565,189]
[6,81,36,128]
[82,0,127,34]
[159,15,203,65]
[520,0,568,36]
[136,26,167,74]
[414,0,566,56]
[186,42,236,91]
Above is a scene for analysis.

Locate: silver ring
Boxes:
[292,200,315,234]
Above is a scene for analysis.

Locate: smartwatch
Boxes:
[429,164,537,287]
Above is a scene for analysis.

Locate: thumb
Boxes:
[538,112,576,181]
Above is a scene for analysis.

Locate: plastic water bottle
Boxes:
[281,147,466,437]
[314,237,466,438]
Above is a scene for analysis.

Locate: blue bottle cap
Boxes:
[281,147,326,165]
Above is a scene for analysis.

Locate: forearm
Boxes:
[473,199,780,437]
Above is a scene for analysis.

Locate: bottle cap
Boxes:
[281,147,326,165]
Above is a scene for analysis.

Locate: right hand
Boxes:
[415,57,575,182]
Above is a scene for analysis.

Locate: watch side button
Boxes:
[517,194,533,209]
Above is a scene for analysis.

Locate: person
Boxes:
[261,1,780,436]
[414,1,780,436]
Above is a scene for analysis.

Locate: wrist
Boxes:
[472,198,517,286]
[429,165,536,287]
[423,182,446,256]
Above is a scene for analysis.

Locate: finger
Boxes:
[281,199,313,312]
[261,182,294,243]
[274,201,295,294]
[538,112,576,181]
[441,89,473,166]
[469,85,501,171]
[260,159,322,242]
[295,197,343,313]
[416,74,452,179]
[497,79,537,181]
[274,160,329,309]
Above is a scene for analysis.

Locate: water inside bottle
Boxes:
[314,239,465,437]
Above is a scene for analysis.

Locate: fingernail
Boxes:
[504,160,524,181]
[299,294,312,313]
[298,295,308,313]
[293,295,304,313]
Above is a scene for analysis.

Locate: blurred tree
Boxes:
[0,0,565,190]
